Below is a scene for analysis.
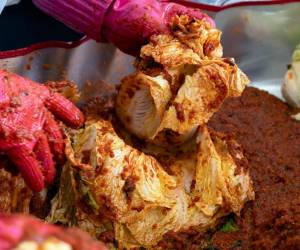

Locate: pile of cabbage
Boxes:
[48,16,254,249]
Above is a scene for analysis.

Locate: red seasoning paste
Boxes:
[210,87,300,249]
[158,87,300,249]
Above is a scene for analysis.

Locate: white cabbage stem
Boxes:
[116,72,172,140]
[116,60,249,145]
[14,238,72,250]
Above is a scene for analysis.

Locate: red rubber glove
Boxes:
[0,70,84,192]
[0,214,107,250]
[32,0,215,55]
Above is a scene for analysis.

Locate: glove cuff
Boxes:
[32,0,114,40]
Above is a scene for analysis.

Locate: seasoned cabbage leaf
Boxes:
[49,15,253,250]
[116,16,249,145]
[49,119,253,249]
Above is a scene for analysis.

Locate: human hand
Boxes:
[0,70,84,192]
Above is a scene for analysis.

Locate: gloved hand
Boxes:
[32,0,215,55]
[0,214,107,250]
[0,70,84,192]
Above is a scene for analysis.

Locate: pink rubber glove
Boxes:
[0,70,84,192]
[0,214,107,250]
[33,0,215,55]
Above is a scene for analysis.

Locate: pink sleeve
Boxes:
[102,0,215,54]
[33,0,215,54]
[32,0,114,41]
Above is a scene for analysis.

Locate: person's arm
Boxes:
[33,0,215,55]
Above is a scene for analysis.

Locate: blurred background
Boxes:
[0,0,299,99]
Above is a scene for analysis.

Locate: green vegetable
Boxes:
[292,43,300,62]
[84,189,100,211]
[203,242,219,250]
[46,163,78,226]
[78,175,100,211]
[231,240,242,249]
[220,218,238,233]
